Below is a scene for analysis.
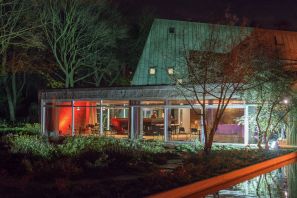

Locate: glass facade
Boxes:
[42,99,251,144]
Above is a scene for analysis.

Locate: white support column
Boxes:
[41,100,46,136]
[130,106,135,140]
[100,100,104,136]
[123,108,127,118]
[244,105,249,145]
[164,101,169,142]
[200,114,205,143]
[71,100,75,136]
[139,107,144,139]
[178,109,181,125]
[107,108,110,131]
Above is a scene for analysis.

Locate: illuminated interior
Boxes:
[43,99,250,144]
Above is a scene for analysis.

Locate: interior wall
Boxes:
[181,108,190,132]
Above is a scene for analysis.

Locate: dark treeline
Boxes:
[0,0,154,123]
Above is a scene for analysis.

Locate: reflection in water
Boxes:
[288,163,297,198]
[206,163,297,198]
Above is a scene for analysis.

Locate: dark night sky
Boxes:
[118,0,297,31]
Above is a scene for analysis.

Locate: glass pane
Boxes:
[142,107,165,140]
[105,107,129,139]
[211,108,245,143]
[74,101,99,135]
[169,108,201,142]
[45,105,73,136]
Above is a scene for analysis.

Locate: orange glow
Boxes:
[58,103,72,135]
[53,101,97,135]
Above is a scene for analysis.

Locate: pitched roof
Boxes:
[132,18,297,86]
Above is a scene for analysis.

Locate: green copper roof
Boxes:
[131,18,253,85]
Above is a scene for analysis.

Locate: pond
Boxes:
[206,160,297,197]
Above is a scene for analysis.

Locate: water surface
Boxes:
[206,161,297,198]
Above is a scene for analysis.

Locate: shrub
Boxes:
[57,136,116,157]
[9,135,54,158]
[23,123,41,134]
[129,139,166,154]
[0,122,41,136]
[57,137,166,158]
[175,138,203,153]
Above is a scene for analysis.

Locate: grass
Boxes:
[0,134,295,197]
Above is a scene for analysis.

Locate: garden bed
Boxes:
[0,135,295,197]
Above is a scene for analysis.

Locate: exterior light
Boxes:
[76,107,80,111]
[283,99,288,104]
[270,140,279,150]
[149,67,156,75]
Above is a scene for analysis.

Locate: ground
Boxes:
[0,135,294,197]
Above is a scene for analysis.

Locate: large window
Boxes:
[44,100,129,139]
[142,107,165,140]
[210,108,245,143]
[42,99,247,144]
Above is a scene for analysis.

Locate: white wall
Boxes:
[180,108,190,133]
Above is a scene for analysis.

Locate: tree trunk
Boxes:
[65,74,69,88]
[5,83,16,123]
[288,112,297,145]
[65,72,74,88]
[263,132,269,150]
[204,142,212,154]
[69,70,74,87]
[257,130,263,149]
[204,130,214,154]
[12,73,17,108]
[201,107,208,153]
[1,51,16,122]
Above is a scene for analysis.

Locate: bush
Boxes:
[56,136,130,156]
[175,138,203,153]
[57,137,166,157]
[6,135,169,170]
[129,139,166,154]
[0,122,41,136]
[9,135,54,158]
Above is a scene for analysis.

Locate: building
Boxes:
[40,19,297,145]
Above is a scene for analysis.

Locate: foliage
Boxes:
[175,138,203,153]
[128,139,166,154]
[8,135,54,158]
[0,122,40,135]
[8,135,167,160]
[242,50,296,149]
[56,136,166,156]
[1,134,295,197]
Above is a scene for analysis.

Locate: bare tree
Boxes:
[0,0,43,122]
[173,24,258,154]
[40,0,127,88]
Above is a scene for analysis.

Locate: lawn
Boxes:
[0,134,294,197]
